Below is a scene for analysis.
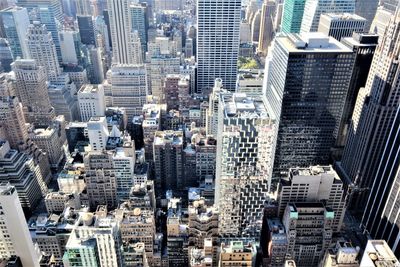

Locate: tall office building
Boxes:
[26,22,62,82]
[130,3,148,53]
[215,93,277,237]
[0,7,30,59]
[11,59,55,126]
[258,0,276,55]
[75,0,91,15]
[197,0,241,93]
[0,39,13,72]
[361,103,400,257]
[0,141,45,211]
[339,10,400,211]
[77,15,96,46]
[0,184,40,267]
[264,33,354,175]
[281,0,305,33]
[300,0,355,33]
[336,33,378,150]
[382,0,400,13]
[278,166,346,232]
[283,203,333,266]
[355,0,379,30]
[18,0,64,62]
[318,13,366,41]
[108,65,148,119]
[107,0,142,64]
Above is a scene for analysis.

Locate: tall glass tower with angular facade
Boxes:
[197,0,241,93]
[281,0,306,33]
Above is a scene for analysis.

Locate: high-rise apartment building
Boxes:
[0,7,30,59]
[283,203,333,266]
[338,11,400,211]
[109,65,147,119]
[215,93,277,237]
[258,1,276,55]
[197,0,241,93]
[300,0,355,33]
[265,33,354,175]
[26,22,62,82]
[78,84,106,121]
[153,130,184,192]
[278,165,346,232]
[11,59,55,126]
[318,13,366,41]
[0,184,40,267]
[149,55,180,99]
[281,0,306,33]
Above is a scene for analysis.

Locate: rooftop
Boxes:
[321,13,367,21]
[221,93,271,120]
[78,84,103,95]
[154,130,183,146]
[277,32,353,53]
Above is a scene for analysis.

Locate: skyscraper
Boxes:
[258,0,276,55]
[108,65,148,119]
[107,0,142,64]
[130,3,148,53]
[197,0,241,93]
[0,184,40,267]
[336,33,378,151]
[281,0,306,33]
[77,15,96,46]
[215,93,277,237]
[0,7,30,59]
[355,0,379,30]
[11,59,55,126]
[26,22,62,82]
[338,10,400,211]
[18,0,64,62]
[265,33,354,175]
[300,0,355,33]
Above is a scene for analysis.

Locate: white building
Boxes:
[215,93,277,237]
[87,116,109,151]
[0,184,40,267]
[78,84,106,121]
[107,0,142,64]
[360,240,399,266]
[197,0,241,93]
[279,165,346,232]
[300,0,355,33]
[59,29,79,64]
[26,22,62,82]
[108,65,148,119]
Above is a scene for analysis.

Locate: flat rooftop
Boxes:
[322,12,367,21]
[221,93,271,120]
[277,32,353,53]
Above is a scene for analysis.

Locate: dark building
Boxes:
[335,33,379,157]
[77,15,96,46]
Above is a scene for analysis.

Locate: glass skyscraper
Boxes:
[281,0,306,33]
